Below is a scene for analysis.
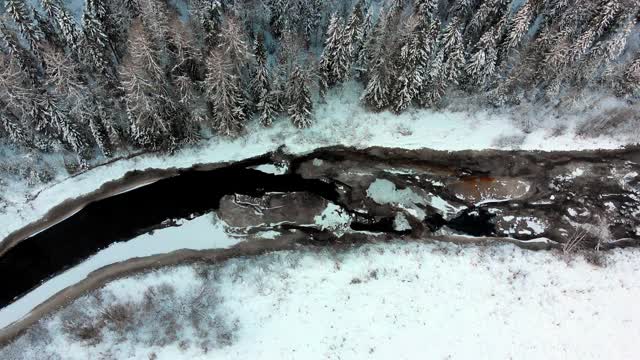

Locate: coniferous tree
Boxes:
[343,0,366,62]
[618,52,640,97]
[464,0,508,44]
[504,0,536,51]
[319,13,349,94]
[287,66,312,128]
[205,50,246,136]
[251,33,270,103]
[6,0,42,55]
[466,25,500,89]
[34,11,65,51]
[81,3,112,75]
[356,10,386,82]
[0,23,40,82]
[392,18,435,113]
[415,0,438,21]
[361,58,391,110]
[257,89,279,127]
[0,108,31,148]
[41,0,81,55]
[119,21,174,150]
[571,0,622,63]
[424,18,465,107]
[0,55,33,148]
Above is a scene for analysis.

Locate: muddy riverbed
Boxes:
[1,146,639,320]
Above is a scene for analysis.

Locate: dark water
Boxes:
[0,154,496,309]
[0,159,339,308]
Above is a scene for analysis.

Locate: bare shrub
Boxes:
[492,134,526,149]
[583,250,607,267]
[563,228,588,256]
[61,317,103,345]
[577,106,640,139]
[101,302,136,337]
[5,266,240,355]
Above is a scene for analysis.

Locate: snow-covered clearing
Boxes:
[0,85,633,242]
[0,213,241,330]
[3,242,639,359]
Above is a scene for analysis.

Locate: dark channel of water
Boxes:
[0,160,340,308]
[0,154,498,310]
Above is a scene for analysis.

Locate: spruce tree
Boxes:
[0,107,31,148]
[6,0,42,55]
[41,0,81,55]
[504,0,536,51]
[319,13,349,92]
[361,58,390,110]
[251,33,271,103]
[618,52,640,97]
[257,89,279,127]
[423,18,465,107]
[466,25,499,89]
[205,50,247,136]
[287,66,313,128]
[343,0,366,61]
[81,8,112,75]
[0,23,40,83]
[88,108,113,157]
[392,19,434,113]
[120,22,174,150]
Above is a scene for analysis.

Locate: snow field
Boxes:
[3,241,640,359]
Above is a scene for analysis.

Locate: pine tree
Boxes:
[193,0,222,46]
[0,23,40,82]
[450,0,478,19]
[88,112,112,157]
[464,0,508,44]
[33,93,89,165]
[6,0,42,55]
[257,89,279,127]
[41,0,81,55]
[205,50,246,136]
[287,66,312,128]
[422,47,446,106]
[361,58,390,110]
[580,15,635,85]
[466,25,499,89]
[34,11,65,51]
[392,19,435,113]
[618,52,640,97]
[81,7,112,75]
[415,0,438,21]
[120,22,174,150]
[138,0,171,49]
[343,0,366,61]
[423,18,465,106]
[356,10,386,82]
[251,33,271,102]
[0,107,31,148]
[319,13,349,92]
[504,0,536,51]
[268,0,290,38]
[571,0,622,62]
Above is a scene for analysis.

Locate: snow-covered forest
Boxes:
[0,0,639,172]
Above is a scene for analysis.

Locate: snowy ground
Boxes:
[3,241,639,359]
[1,85,635,242]
[0,213,242,330]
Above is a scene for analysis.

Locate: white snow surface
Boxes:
[5,242,640,359]
[0,84,633,242]
[0,213,242,330]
